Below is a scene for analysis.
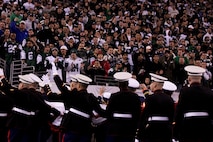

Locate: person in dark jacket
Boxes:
[0,69,13,142]
[139,73,175,142]
[105,72,141,142]
[0,73,60,142]
[62,74,103,142]
[174,65,213,142]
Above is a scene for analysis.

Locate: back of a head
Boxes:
[163,81,177,96]
[128,78,140,92]
[113,72,132,91]
[184,65,205,85]
[75,74,92,91]
[149,73,168,92]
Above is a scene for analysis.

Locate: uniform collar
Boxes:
[153,90,163,94]
[190,82,201,87]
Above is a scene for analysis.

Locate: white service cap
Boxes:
[76,74,92,84]
[163,81,177,91]
[29,73,42,83]
[70,74,78,82]
[18,74,34,84]
[128,78,140,88]
[113,72,132,82]
[149,73,168,83]
[184,65,205,76]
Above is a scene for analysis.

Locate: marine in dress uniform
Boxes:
[51,62,79,133]
[163,80,177,96]
[139,73,175,142]
[28,73,62,142]
[173,65,213,142]
[62,74,103,142]
[92,92,111,142]
[1,73,60,142]
[0,69,13,142]
[105,72,141,142]
[52,66,79,142]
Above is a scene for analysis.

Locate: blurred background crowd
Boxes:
[0,0,213,90]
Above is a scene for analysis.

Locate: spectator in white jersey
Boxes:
[64,49,83,83]
[45,47,63,82]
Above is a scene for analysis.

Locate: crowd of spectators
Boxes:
[0,0,213,89]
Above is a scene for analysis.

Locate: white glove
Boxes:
[42,74,51,84]
[0,68,4,76]
[51,62,58,76]
[172,139,179,142]
[39,74,51,87]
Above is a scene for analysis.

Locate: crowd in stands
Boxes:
[0,0,213,89]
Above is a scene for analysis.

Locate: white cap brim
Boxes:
[128,78,140,88]
[29,73,42,83]
[18,74,34,84]
[163,81,177,91]
[76,74,92,84]
[113,72,132,82]
[149,73,168,82]
[70,74,78,82]
[184,65,205,76]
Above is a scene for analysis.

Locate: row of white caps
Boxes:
[150,65,206,91]
[18,65,205,90]
[18,73,43,84]
[19,73,93,85]
[112,65,206,92]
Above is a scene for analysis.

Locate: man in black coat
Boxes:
[61,74,103,142]
[0,80,13,142]
[1,74,60,142]
[174,65,213,142]
[105,72,141,142]
[139,73,175,142]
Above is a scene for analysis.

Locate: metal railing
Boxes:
[94,75,118,86]
[0,58,118,87]
[0,58,6,76]
[9,60,35,87]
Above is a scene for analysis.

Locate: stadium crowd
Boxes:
[0,0,213,142]
[0,0,213,89]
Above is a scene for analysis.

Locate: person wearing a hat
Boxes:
[105,72,141,142]
[61,74,104,142]
[10,18,28,44]
[108,60,123,76]
[0,69,13,142]
[45,47,63,82]
[64,49,84,83]
[138,73,174,142]
[58,45,69,83]
[0,73,60,142]
[173,65,213,142]
[162,80,177,96]
[27,73,64,142]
